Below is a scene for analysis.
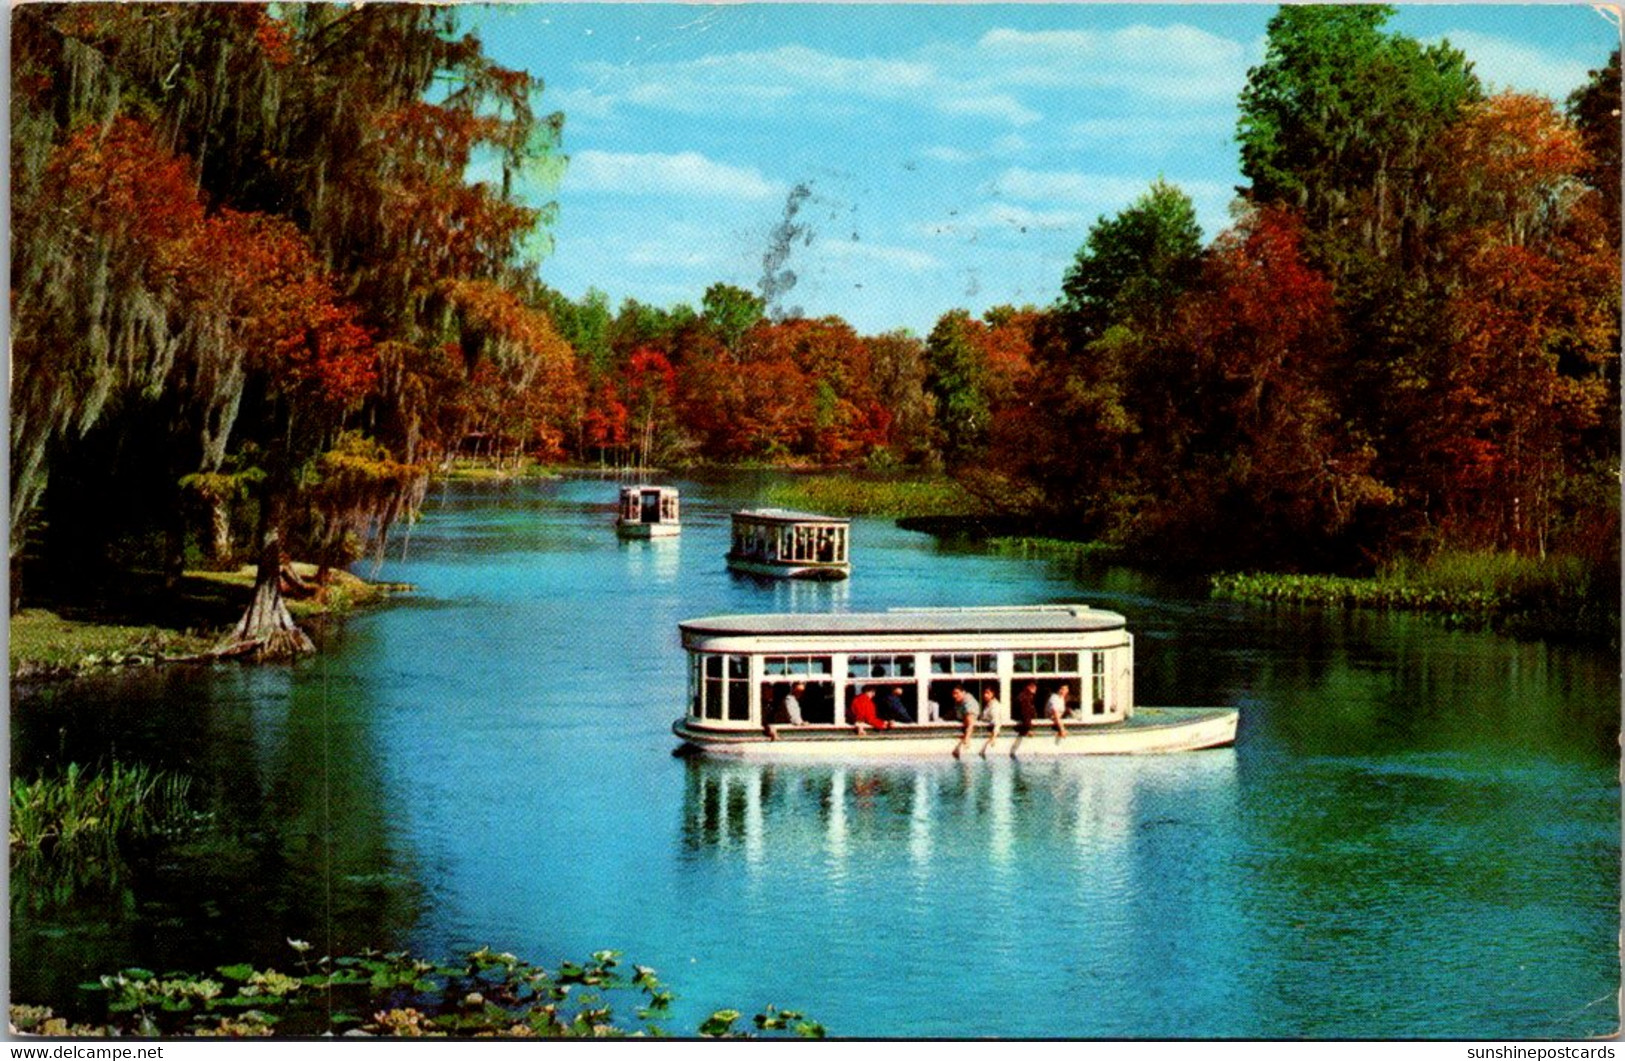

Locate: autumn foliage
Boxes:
[8,3,1619,614]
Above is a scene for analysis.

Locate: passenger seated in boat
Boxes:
[1015,679,1039,738]
[951,685,978,758]
[766,682,807,741]
[1046,683,1071,739]
[850,685,891,732]
[879,685,910,724]
[977,686,1003,757]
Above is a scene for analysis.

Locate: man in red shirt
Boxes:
[850,685,891,732]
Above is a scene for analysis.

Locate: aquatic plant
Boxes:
[1210,549,1611,634]
[985,537,1123,563]
[13,943,824,1039]
[761,474,978,517]
[10,762,193,859]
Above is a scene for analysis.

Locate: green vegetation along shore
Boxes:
[759,473,980,518]
[1212,550,1616,639]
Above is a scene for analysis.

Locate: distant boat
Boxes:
[725,508,851,580]
[672,604,1239,758]
[616,485,680,538]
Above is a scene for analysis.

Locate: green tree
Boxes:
[701,283,767,354]
[1237,4,1479,278]
[924,311,992,466]
[1058,179,1203,338]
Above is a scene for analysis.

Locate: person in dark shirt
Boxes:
[880,685,910,724]
[1015,679,1038,737]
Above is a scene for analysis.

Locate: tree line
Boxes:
[11,5,1619,649]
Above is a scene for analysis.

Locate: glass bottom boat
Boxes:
[725,508,850,580]
[674,605,1238,758]
[616,485,680,538]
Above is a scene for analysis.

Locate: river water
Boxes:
[12,474,1620,1038]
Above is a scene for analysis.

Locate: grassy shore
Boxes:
[985,536,1124,563]
[11,564,405,679]
[1211,550,1616,638]
[436,457,565,480]
[760,473,980,518]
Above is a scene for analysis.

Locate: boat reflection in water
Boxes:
[619,534,680,584]
[678,752,1240,873]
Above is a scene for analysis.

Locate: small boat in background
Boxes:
[726,508,851,580]
[616,485,681,538]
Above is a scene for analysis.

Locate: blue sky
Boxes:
[464,4,1620,335]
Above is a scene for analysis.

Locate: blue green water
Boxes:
[12,474,1620,1037]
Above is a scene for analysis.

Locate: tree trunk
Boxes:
[209,497,233,567]
[214,529,314,659]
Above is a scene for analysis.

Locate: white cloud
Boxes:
[545,86,617,122]
[916,203,1091,239]
[1433,30,1597,99]
[937,93,1040,126]
[818,238,941,272]
[990,167,1233,209]
[624,245,716,268]
[566,150,781,200]
[577,45,935,117]
[567,22,1255,128]
[970,23,1253,102]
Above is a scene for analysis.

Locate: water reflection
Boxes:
[619,536,680,583]
[679,753,1239,872]
[726,571,851,610]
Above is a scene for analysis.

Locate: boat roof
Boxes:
[681,605,1124,638]
[731,507,849,525]
[621,484,677,493]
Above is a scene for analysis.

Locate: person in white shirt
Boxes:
[767,681,806,741]
[976,685,1003,757]
[1046,683,1071,740]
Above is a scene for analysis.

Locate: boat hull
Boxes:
[617,519,680,538]
[673,707,1237,759]
[725,555,850,580]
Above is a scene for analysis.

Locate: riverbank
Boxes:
[759,473,979,517]
[1211,550,1617,641]
[898,524,1615,641]
[10,564,407,679]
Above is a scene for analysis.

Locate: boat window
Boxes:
[764,655,833,676]
[1012,652,1081,675]
[694,653,752,722]
[702,654,724,720]
[761,677,836,725]
[847,654,915,679]
[930,653,997,675]
[1091,651,1107,714]
[728,655,750,721]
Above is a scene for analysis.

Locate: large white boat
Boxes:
[615,485,680,538]
[673,605,1238,758]
[726,509,850,580]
